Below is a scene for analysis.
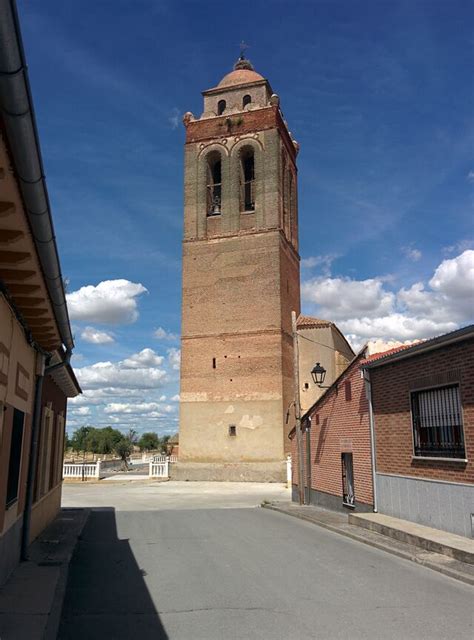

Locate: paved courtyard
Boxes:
[59,482,473,640]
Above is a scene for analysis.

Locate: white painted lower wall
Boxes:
[376,472,474,538]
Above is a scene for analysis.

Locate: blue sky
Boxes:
[17,0,474,435]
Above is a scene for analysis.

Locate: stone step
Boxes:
[349,512,474,564]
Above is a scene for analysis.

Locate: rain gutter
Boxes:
[0,0,74,351]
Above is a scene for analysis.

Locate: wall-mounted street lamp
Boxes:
[311,362,327,387]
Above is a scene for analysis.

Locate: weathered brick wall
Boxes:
[180,83,301,467]
[185,106,297,163]
[291,357,373,506]
[370,339,474,484]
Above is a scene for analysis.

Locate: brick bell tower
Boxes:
[178,56,301,481]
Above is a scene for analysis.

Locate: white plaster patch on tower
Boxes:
[238,414,264,430]
[224,405,235,414]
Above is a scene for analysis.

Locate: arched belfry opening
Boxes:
[243,94,251,108]
[217,99,226,115]
[240,148,255,212]
[206,152,222,216]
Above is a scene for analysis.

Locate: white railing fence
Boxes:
[149,458,169,478]
[152,454,177,464]
[63,459,102,480]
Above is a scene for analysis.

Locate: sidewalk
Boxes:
[0,508,89,640]
[263,501,474,586]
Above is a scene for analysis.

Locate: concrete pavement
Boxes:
[62,480,291,511]
[58,483,473,640]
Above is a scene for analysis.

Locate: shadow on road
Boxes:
[58,507,168,639]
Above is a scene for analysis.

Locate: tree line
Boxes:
[65,426,171,460]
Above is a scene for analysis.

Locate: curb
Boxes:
[43,508,91,640]
[263,504,474,587]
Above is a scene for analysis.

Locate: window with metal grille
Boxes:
[411,385,465,459]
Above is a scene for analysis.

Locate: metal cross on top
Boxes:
[239,40,250,60]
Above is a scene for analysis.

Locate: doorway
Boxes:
[341,452,355,507]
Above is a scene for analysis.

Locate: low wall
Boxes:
[376,472,474,538]
[0,515,22,587]
[170,462,286,482]
[30,483,62,543]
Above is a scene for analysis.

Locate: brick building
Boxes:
[0,1,80,584]
[178,56,301,481]
[363,325,474,537]
[290,348,374,512]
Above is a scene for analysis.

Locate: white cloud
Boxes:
[169,107,180,129]
[429,250,474,317]
[67,279,147,324]
[75,349,167,390]
[122,348,164,369]
[301,253,339,275]
[154,327,179,341]
[80,326,115,344]
[443,239,474,255]
[402,246,422,262]
[302,276,394,321]
[341,314,457,343]
[171,394,180,402]
[104,402,165,415]
[70,406,91,416]
[467,170,474,183]
[302,250,474,347]
[168,348,181,371]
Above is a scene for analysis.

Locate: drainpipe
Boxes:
[305,419,312,505]
[292,311,305,505]
[21,352,45,560]
[21,348,72,559]
[363,370,378,513]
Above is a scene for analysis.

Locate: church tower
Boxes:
[178,56,301,481]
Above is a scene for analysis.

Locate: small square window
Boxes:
[228,425,236,437]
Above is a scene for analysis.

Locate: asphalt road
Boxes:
[58,485,473,640]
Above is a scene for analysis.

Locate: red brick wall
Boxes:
[370,339,474,484]
[185,106,297,163]
[292,356,373,506]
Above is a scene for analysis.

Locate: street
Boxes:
[59,483,473,639]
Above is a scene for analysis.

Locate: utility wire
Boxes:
[297,332,347,352]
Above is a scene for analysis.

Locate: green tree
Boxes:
[98,426,123,454]
[85,427,101,454]
[70,426,92,453]
[138,432,160,451]
[114,438,133,469]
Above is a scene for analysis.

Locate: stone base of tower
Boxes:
[169,461,286,483]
